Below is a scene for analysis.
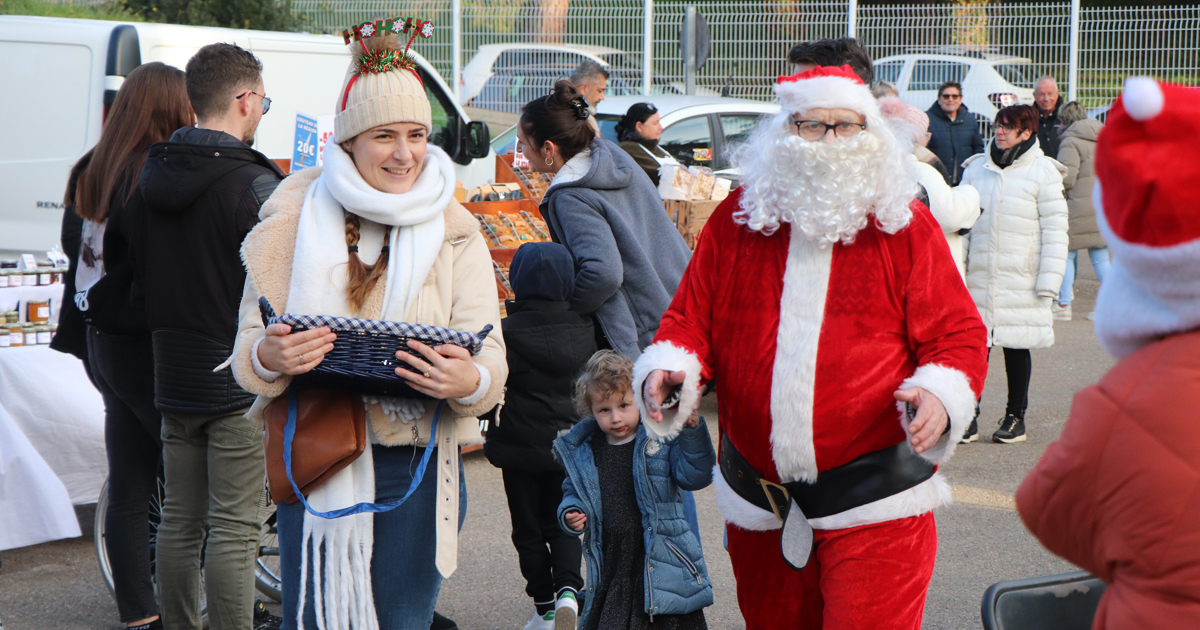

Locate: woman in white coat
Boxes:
[879,97,981,279]
[960,104,1068,445]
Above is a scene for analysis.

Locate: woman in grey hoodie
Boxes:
[516,80,692,359]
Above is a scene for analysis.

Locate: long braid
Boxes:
[343,212,391,312]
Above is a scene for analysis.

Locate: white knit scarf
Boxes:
[288,141,455,630]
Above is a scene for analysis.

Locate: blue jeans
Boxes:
[278,444,468,630]
[1058,247,1111,306]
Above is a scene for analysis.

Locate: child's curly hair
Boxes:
[573,350,635,417]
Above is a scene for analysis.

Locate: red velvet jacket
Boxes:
[633,189,988,531]
[1017,330,1200,629]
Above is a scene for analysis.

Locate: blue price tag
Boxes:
[292,113,319,171]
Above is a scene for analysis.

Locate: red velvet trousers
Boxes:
[726,513,937,630]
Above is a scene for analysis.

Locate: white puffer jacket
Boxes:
[908,154,981,280]
[960,139,1069,349]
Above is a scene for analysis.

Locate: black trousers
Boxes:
[501,468,585,602]
[985,346,1032,420]
[87,328,162,623]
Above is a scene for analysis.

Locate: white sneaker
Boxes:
[523,610,555,630]
[1086,311,1096,321]
[1051,302,1072,321]
[554,591,579,630]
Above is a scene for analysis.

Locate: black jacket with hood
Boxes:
[133,127,283,415]
[1037,96,1064,159]
[484,243,597,472]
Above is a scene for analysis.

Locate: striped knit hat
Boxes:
[333,17,435,144]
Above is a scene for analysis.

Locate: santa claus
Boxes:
[635,65,989,629]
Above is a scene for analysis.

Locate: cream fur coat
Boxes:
[231,166,507,443]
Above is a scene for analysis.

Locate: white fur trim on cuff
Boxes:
[712,465,783,531]
[251,336,281,383]
[453,362,491,407]
[712,464,952,532]
[897,363,977,464]
[633,341,704,440]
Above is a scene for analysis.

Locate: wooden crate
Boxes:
[496,154,551,203]
[664,199,721,249]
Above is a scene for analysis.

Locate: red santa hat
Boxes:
[1092,76,1200,358]
[774,65,881,119]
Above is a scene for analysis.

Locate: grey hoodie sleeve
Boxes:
[553,190,624,315]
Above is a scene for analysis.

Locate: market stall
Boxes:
[0,266,107,549]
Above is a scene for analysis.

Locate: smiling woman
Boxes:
[230,21,506,630]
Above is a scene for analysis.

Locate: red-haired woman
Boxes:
[59,61,193,630]
[960,104,1069,445]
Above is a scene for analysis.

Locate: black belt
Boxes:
[719,433,936,522]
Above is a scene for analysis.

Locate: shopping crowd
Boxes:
[50,17,1199,630]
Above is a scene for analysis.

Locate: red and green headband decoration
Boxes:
[340,16,435,112]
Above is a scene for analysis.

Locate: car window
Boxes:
[992,63,1037,89]
[874,61,904,84]
[660,116,714,168]
[419,67,461,159]
[473,69,570,114]
[595,114,622,143]
[717,114,763,169]
[909,60,969,91]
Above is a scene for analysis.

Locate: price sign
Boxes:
[292,113,320,172]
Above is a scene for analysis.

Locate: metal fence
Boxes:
[288,0,1198,115]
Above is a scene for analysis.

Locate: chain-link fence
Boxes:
[288,0,1198,116]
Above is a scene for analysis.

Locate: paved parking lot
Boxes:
[0,268,1111,630]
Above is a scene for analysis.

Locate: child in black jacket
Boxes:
[485,242,598,630]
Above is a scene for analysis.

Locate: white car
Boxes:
[461,43,638,106]
[492,95,779,175]
[0,16,494,254]
[873,48,1037,122]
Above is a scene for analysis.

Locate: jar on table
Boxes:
[38,269,54,286]
[7,326,23,347]
[0,269,12,288]
[0,329,9,348]
[21,270,38,287]
[52,271,64,284]
[3,311,17,325]
[23,325,38,346]
[27,300,51,324]
[35,326,51,345]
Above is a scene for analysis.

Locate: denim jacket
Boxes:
[554,417,715,625]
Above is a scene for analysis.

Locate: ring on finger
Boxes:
[423,371,431,378]
[298,353,306,363]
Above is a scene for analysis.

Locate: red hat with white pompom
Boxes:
[774,65,881,119]
[1091,76,1200,358]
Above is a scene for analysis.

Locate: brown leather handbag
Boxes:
[263,389,366,505]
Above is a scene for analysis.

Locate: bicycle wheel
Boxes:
[94,475,210,628]
[255,506,282,601]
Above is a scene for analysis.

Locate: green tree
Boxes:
[125,0,304,31]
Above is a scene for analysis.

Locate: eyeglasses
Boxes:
[791,118,867,141]
[940,93,962,100]
[236,90,272,115]
[996,124,1023,134]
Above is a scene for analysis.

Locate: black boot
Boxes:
[993,414,1026,444]
[432,612,458,630]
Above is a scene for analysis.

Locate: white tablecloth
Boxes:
[0,345,106,506]
[0,283,64,324]
[0,403,82,551]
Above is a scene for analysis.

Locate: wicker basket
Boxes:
[258,297,492,399]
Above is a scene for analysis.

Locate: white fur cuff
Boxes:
[897,363,976,464]
[453,362,491,407]
[632,341,704,440]
[251,336,281,383]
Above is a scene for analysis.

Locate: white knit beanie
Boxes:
[333,19,435,144]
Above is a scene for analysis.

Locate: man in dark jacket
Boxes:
[926,80,986,185]
[485,242,592,630]
[1035,76,1064,158]
[131,43,282,630]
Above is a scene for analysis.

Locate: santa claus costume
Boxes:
[633,66,989,629]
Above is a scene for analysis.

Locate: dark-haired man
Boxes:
[787,37,874,86]
[132,42,283,630]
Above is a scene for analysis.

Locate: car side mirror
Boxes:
[465,120,491,159]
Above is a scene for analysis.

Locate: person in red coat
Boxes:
[635,65,989,630]
[1016,76,1200,629]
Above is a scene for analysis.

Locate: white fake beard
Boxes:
[734,121,917,246]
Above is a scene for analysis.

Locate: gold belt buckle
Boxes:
[758,478,791,522]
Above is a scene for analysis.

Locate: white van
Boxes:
[0,16,495,254]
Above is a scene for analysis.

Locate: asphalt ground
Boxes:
[0,260,1112,630]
